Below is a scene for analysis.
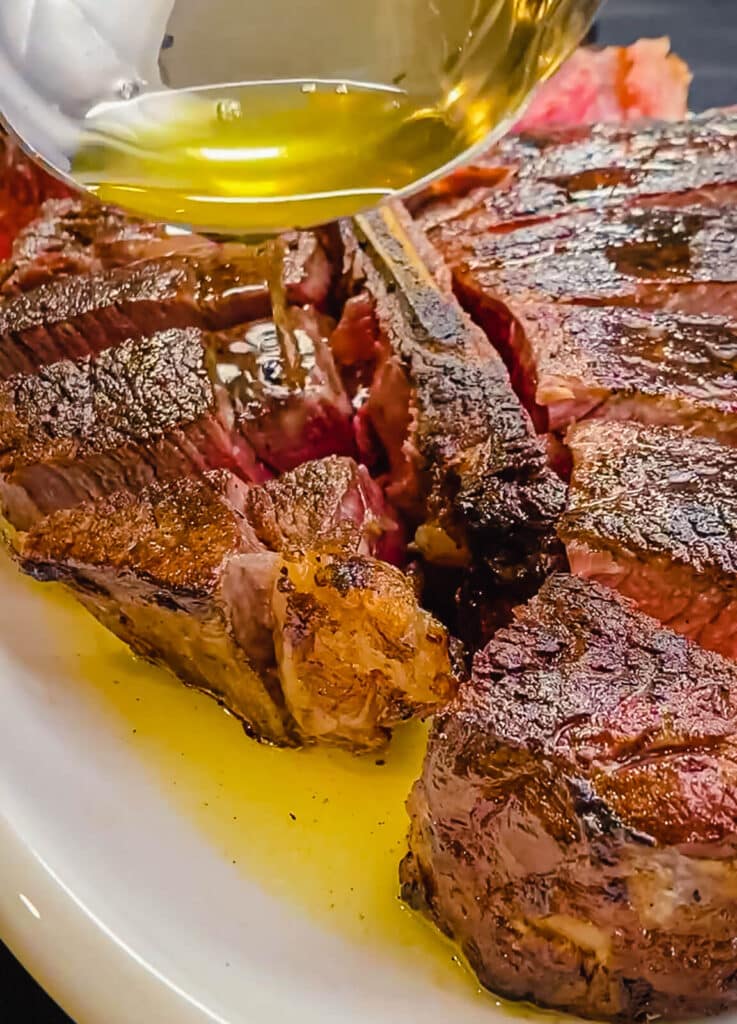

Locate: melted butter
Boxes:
[32,576,487,999]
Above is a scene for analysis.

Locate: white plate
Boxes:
[0,551,549,1024]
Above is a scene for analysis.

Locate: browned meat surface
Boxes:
[506,304,737,437]
[333,204,565,604]
[561,420,737,660]
[0,253,274,378]
[417,107,737,233]
[0,312,355,529]
[20,458,455,749]
[0,198,333,308]
[402,573,737,1021]
[445,201,737,328]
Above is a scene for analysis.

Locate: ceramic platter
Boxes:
[0,550,550,1024]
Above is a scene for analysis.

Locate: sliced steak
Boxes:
[20,459,455,749]
[444,201,737,349]
[418,107,737,233]
[506,304,737,437]
[0,253,273,378]
[333,204,565,601]
[402,573,737,1021]
[0,312,355,529]
[561,419,737,659]
[0,197,333,307]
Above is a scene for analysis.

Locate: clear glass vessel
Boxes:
[0,0,599,234]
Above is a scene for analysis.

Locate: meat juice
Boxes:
[63,0,598,234]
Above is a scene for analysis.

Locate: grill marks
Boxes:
[423,109,737,451]
[562,420,737,659]
[402,573,737,1022]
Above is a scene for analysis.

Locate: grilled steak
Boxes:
[333,204,565,600]
[20,458,455,749]
[505,304,737,437]
[418,107,737,232]
[0,312,355,529]
[402,573,737,1021]
[561,419,737,660]
[0,198,333,307]
[0,253,275,378]
[444,201,737,336]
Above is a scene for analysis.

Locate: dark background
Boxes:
[2,0,736,1020]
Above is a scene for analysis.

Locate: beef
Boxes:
[19,458,456,749]
[505,304,737,437]
[446,201,737,334]
[0,313,355,529]
[560,420,737,660]
[418,107,737,233]
[333,204,565,601]
[0,133,71,260]
[513,38,690,134]
[402,573,737,1021]
[0,198,333,307]
[0,253,274,379]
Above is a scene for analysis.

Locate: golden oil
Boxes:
[69,0,598,234]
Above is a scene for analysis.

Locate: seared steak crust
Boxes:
[0,253,273,378]
[562,420,737,658]
[511,304,737,437]
[0,313,354,528]
[337,205,565,592]
[418,108,737,232]
[0,198,333,307]
[446,200,737,318]
[402,573,737,1021]
[20,459,455,749]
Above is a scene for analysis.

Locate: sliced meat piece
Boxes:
[0,312,356,529]
[506,304,737,437]
[402,573,737,1021]
[418,107,737,233]
[0,253,273,378]
[0,197,333,307]
[0,133,71,259]
[333,204,565,599]
[561,420,737,659]
[514,38,690,134]
[19,459,454,750]
[446,201,737,332]
[0,198,213,294]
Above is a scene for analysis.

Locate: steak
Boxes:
[0,198,333,307]
[20,458,456,749]
[0,313,355,529]
[402,573,737,1021]
[505,304,737,437]
[333,204,565,599]
[418,107,737,233]
[0,253,274,378]
[561,419,737,660]
[445,201,737,333]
